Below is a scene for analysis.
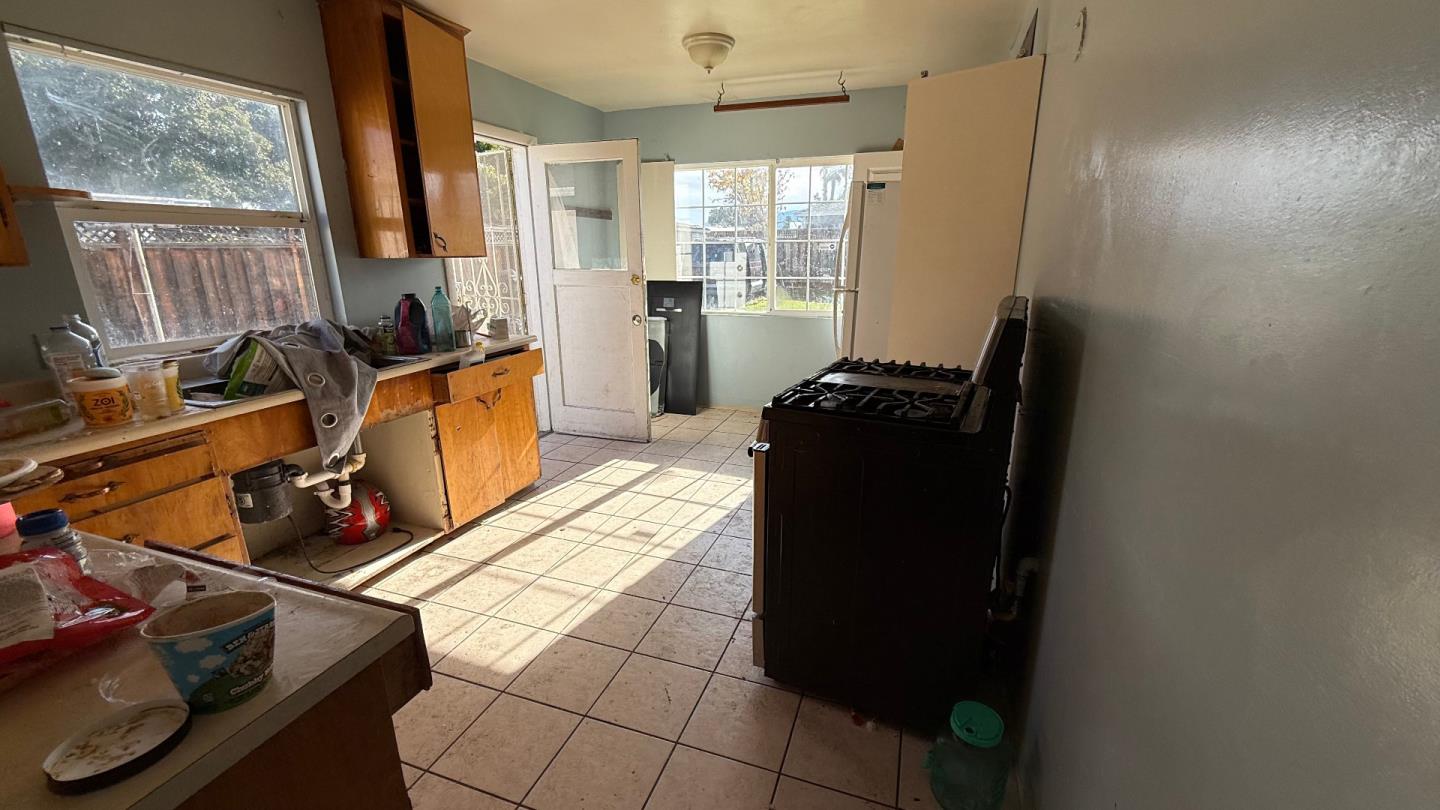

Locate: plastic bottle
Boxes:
[17,508,91,573]
[40,325,97,404]
[394,293,431,355]
[375,314,398,354]
[66,313,105,366]
[430,286,456,352]
[925,701,1012,810]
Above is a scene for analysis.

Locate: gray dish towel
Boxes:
[205,319,377,471]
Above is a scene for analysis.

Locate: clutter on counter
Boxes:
[0,534,412,807]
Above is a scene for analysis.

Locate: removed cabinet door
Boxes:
[402,5,486,257]
[435,394,507,526]
[887,55,1045,366]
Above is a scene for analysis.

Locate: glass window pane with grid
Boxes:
[445,138,527,335]
[7,35,325,354]
[774,164,852,311]
[674,167,770,312]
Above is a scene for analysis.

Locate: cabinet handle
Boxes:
[433,232,448,252]
[195,534,232,551]
[61,481,123,502]
[120,533,140,544]
[491,367,511,378]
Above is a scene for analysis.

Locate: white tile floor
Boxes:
[367,407,1015,809]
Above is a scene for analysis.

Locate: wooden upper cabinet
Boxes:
[318,0,486,259]
[402,7,486,257]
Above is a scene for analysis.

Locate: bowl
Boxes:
[140,590,276,713]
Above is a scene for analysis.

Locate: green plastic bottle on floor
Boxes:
[925,701,1011,810]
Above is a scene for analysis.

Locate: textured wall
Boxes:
[1011,0,1440,807]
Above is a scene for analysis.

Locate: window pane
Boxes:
[775,278,808,311]
[703,206,736,241]
[734,167,769,206]
[676,208,703,243]
[776,167,808,203]
[704,243,737,277]
[742,279,769,312]
[776,204,809,239]
[10,47,300,211]
[811,165,852,202]
[703,168,735,205]
[674,170,704,207]
[808,241,839,278]
[738,241,768,278]
[777,241,808,276]
[808,282,835,311]
[676,243,703,278]
[545,159,624,270]
[73,221,318,348]
[736,206,767,241]
[809,202,846,240]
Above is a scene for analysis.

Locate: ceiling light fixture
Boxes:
[682,32,735,73]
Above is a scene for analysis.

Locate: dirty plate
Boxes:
[43,699,191,794]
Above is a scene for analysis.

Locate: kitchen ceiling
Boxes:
[419,0,1028,112]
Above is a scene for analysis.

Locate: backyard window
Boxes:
[6,34,325,355]
[674,158,852,314]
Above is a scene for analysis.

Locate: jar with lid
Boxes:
[925,701,1012,810]
[17,508,90,573]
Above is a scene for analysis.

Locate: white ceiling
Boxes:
[420,0,1028,112]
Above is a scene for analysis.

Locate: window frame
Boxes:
[674,154,853,317]
[5,31,334,359]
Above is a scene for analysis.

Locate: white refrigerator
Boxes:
[833,152,903,359]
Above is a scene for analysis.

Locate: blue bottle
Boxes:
[430,286,456,352]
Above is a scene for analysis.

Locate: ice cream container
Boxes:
[140,590,276,713]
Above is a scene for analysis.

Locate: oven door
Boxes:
[748,422,770,668]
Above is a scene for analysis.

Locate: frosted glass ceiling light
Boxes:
[682,32,735,73]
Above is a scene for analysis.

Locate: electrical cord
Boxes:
[288,513,414,576]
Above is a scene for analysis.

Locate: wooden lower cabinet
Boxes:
[74,477,247,561]
[435,378,542,527]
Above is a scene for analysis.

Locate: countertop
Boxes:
[0,535,413,810]
[2,335,536,464]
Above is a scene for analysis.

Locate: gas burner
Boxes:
[771,360,974,426]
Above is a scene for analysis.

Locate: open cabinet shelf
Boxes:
[255,520,444,591]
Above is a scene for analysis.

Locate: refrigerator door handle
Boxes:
[833,180,867,357]
[748,433,770,668]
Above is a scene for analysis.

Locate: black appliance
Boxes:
[647,281,702,414]
[751,296,1028,728]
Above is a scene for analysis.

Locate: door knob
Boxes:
[630,274,641,285]
[632,314,643,325]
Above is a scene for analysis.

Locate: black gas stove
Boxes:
[752,297,1028,728]
[771,358,974,426]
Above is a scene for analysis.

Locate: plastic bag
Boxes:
[0,548,154,666]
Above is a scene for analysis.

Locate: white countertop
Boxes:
[0,535,414,810]
[2,335,536,465]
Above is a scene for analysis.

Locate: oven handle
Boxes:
[747,439,770,668]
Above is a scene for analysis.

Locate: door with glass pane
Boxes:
[528,139,648,440]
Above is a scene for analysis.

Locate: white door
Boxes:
[528,139,649,440]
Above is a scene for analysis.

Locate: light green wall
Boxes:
[698,314,836,408]
[603,85,907,163]
[467,60,603,144]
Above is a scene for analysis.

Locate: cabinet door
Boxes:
[402,6,487,258]
[493,382,541,496]
[435,395,507,526]
[74,477,246,560]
